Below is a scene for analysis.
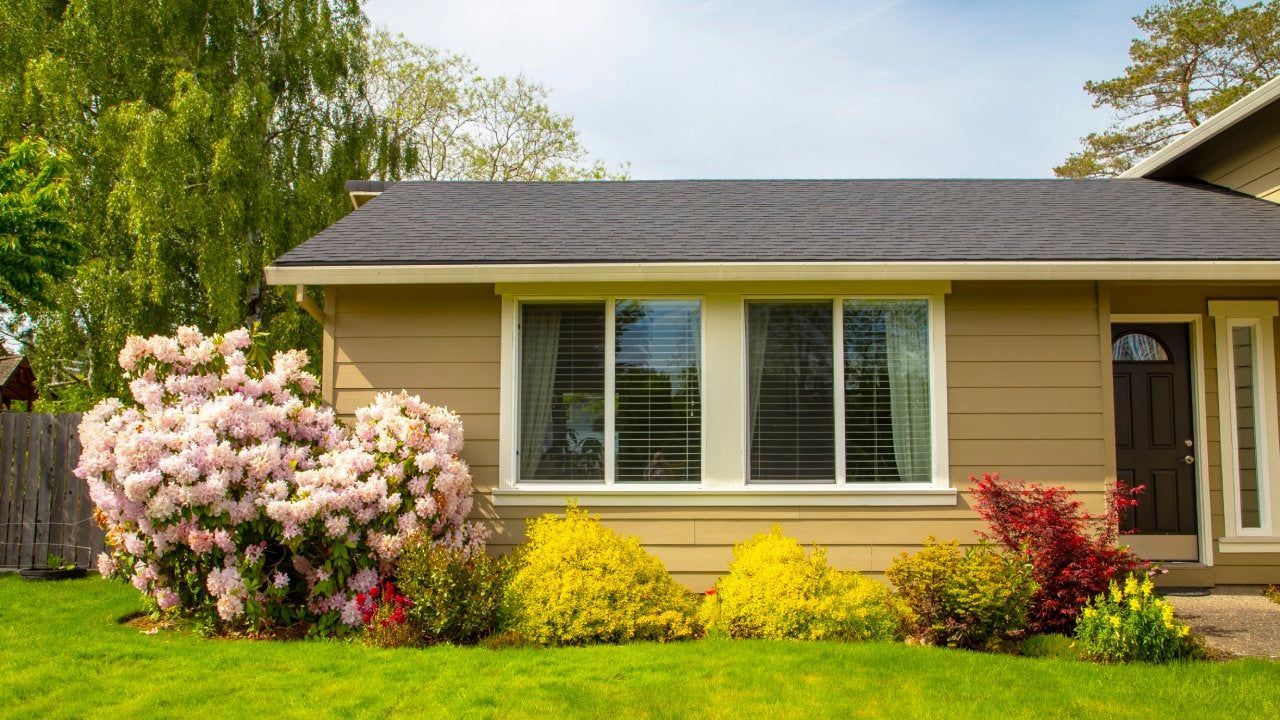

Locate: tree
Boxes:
[0,5,619,408]
[1056,0,1280,178]
[364,31,625,181]
[0,136,75,312]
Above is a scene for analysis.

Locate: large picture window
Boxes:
[747,298,933,484]
[518,300,702,483]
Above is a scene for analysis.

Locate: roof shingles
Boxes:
[272,179,1280,266]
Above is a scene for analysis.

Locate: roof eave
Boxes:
[1120,75,1280,179]
[264,260,1280,286]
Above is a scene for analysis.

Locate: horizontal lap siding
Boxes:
[1111,284,1280,583]
[330,281,1109,586]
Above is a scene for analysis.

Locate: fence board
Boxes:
[0,413,91,569]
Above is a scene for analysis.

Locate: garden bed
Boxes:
[1,576,1275,720]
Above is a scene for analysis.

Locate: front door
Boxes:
[1112,323,1199,561]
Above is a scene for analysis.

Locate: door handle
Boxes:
[1183,455,1195,465]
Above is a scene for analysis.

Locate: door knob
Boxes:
[1183,455,1195,465]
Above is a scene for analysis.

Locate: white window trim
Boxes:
[495,285,954,507]
[1209,300,1280,545]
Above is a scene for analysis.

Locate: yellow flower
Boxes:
[1140,578,1154,597]
[1129,598,1141,612]
[1124,575,1140,598]
[1109,615,1122,628]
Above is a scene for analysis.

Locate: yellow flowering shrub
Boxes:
[885,538,1037,649]
[1074,575,1202,663]
[505,503,701,645]
[707,527,907,641]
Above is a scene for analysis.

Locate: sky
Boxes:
[364,0,1154,179]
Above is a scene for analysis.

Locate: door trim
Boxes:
[1111,314,1212,566]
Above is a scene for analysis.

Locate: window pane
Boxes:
[1112,332,1171,362]
[519,303,605,482]
[1232,325,1263,529]
[844,301,932,482]
[615,300,701,482]
[747,302,835,483]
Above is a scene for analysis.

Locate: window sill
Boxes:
[490,485,958,507]
[1216,536,1280,553]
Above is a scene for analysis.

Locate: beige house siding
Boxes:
[325,280,1117,588]
[1111,283,1280,584]
[1189,136,1280,203]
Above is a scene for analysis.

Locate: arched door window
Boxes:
[1112,332,1171,362]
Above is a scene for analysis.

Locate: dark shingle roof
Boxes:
[272,179,1280,266]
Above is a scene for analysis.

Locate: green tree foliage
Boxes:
[0,3,617,407]
[0,136,74,312]
[364,31,624,181]
[1056,0,1280,178]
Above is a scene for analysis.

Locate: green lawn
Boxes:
[0,576,1275,720]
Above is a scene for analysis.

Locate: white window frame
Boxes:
[508,295,707,489]
[1210,300,1280,550]
[495,283,954,507]
[740,296,949,490]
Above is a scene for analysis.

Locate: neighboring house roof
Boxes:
[1120,74,1280,180]
[272,178,1280,268]
[0,355,36,408]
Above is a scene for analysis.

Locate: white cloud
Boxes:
[366,0,1149,178]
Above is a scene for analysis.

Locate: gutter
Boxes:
[265,260,1280,286]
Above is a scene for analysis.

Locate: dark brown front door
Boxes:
[1112,323,1198,561]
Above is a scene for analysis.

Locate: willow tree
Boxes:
[1,0,372,400]
[1056,0,1280,178]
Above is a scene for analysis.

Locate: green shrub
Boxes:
[1265,584,1280,606]
[1075,575,1201,663]
[505,503,701,645]
[707,527,906,641]
[886,538,1037,649]
[395,536,509,645]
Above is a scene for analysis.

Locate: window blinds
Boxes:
[614,300,702,482]
[843,300,932,483]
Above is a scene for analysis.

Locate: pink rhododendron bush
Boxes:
[77,327,485,635]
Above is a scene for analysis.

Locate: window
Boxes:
[1231,326,1263,529]
[1112,332,1170,362]
[1210,300,1280,542]
[518,300,702,483]
[747,299,933,484]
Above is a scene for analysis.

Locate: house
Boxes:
[265,78,1280,590]
[0,355,37,411]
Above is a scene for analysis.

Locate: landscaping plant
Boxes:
[505,503,701,645]
[355,580,419,648]
[706,526,907,641]
[1075,575,1200,663]
[77,327,486,634]
[395,534,510,645]
[971,472,1147,633]
[886,538,1037,649]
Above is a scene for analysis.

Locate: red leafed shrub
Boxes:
[971,473,1148,634]
[355,580,418,647]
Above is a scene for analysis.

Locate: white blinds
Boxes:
[518,303,606,482]
[747,302,837,483]
[614,300,702,482]
[844,300,932,483]
[746,299,932,484]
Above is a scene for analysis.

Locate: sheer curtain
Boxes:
[519,307,561,479]
[885,302,931,483]
[747,305,771,439]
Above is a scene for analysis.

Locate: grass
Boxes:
[0,576,1276,720]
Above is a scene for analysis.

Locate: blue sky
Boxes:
[365,0,1154,179]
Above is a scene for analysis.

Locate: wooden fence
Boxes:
[0,413,103,569]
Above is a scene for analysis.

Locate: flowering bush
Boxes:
[395,534,509,645]
[505,503,701,645]
[705,527,906,641]
[971,473,1148,634]
[1075,575,1200,663]
[356,580,419,647]
[77,326,485,634]
[886,538,1037,649]
[1265,585,1280,606]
